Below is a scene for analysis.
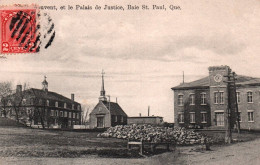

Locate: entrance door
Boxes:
[215,112,224,126]
[97,117,104,128]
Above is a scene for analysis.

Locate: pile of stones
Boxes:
[97,124,210,145]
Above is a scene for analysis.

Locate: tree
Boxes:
[81,104,95,125]
[0,82,13,117]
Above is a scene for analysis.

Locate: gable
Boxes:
[90,102,109,115]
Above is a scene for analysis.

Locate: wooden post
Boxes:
[140,139,143,155]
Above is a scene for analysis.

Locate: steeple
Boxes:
[99,70,107,101]
[42,75,48,92]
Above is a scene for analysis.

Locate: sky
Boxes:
[0,0,259,122]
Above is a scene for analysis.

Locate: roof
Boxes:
[101,101,127,116]
[172,75,260,90]
[128,116,163,119]
[28,88,80,104]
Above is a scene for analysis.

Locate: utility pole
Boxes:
[232,72,240,134]
[224,68,232,144]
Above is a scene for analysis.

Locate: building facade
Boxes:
[127,116,164,126]
[0,77,82,128]
[89,71,127,129]
[172,66,260,130]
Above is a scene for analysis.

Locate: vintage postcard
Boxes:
[0,0,259,164]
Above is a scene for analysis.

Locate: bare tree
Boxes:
[0,82,13,117]
[81,104,95,125]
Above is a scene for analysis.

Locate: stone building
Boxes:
[172,65,260,130]
[0,77,82,128]
[89,71,127,129]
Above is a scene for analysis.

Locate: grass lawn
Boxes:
[0,127,139,158]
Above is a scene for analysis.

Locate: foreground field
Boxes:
[0,126,260,164]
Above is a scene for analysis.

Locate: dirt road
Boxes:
[0,138,259,165]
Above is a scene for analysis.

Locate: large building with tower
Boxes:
[172,65,260,130]
[0,77,82,128]
[89,71,127,129]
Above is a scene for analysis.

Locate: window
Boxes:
[201,112,207,123]
[60,111,63,117]
[64,111,67,117]
[247,92,253,103]
[51,110,54,116]
[46,100,49,106]
[214,92,219,104]
[55,110,58,116]
[219,92,224,104]
[236,92,240,103]
[22,99,26,105]
[115,115,117,122]
[189,94,195,105]
[39,99,42,105]
[238,112,242,122]
[201,93,206,105]
[77,105,80,110]
[248,111,254,122]
[55,101,58,107]
[73,112,75,118]
[121,116,123,122]
[30,98,34,105]
[69,112,72,118]
[178,94,184,106]
[190,112,195,123]
[214,92,224,104]
[72,121,75,125]
[64,103,67,108]
[178,112,184,123]
[68,120,71,126]
[72,104,74,110]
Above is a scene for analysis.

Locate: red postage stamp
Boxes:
[0,5,39,54]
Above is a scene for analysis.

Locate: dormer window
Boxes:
[72,104,74,110]
[64,103,67,108]
[22,99,26,105]
[55,101,58,107]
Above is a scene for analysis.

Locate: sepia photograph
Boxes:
[0,0,259,164]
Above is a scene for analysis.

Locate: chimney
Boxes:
[71,93,74,101]
[139,113,141,117]
[16,85,22,94]
[116,97,117,103]
[148,106,150,116]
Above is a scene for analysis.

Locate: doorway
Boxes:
[97,117,104,128]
